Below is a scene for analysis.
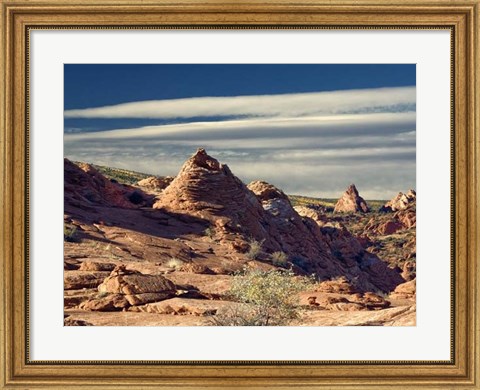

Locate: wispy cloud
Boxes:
[64,87,415,120]
[65,112,415,141]
[64,110,416,199]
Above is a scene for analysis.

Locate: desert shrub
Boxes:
[128,190,144,205]
[97,291,109,298]
[210,304,267,326]
[270,251,288,267]
[246,238,264,260]
[166,257,184,270]
[204,227,215,239]
[64,224,79,243]
[212,268,314,326]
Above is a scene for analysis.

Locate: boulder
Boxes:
[80,265,179,308]
[315,276,358,294]
[137,176,174,191]
[79,261,116,272]
[390,279,416,300]
[179,263,215,275]
[99,266,175,293]
[64,316,93,326]
[376,220,404,235]
[79,294,129,311]
[64,271,111,290]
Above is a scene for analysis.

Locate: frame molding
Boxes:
[1,0,479,388]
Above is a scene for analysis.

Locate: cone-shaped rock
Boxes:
[334,184,369,213]
[153,149,278,248]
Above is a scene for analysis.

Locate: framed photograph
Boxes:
[1,0,479,388]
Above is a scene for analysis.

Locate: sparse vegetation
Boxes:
[204,227,215,239]
[90,164,152,185]
[166,257,184,270]
[97,291,109,298]
[212,268,314,326]
[288,195,337,209]
[246,238,264,260]
[64,224,79,242]
[270,251,288,267]
[287,194,387,213]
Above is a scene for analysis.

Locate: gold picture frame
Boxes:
[1,0,479,388]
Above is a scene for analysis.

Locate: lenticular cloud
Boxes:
[64,86,415,120]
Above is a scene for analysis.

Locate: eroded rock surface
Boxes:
[334,184,369,213]
[381,190,416,212]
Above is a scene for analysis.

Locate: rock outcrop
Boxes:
[153,149,276,248]
[98,266,176,305]
[380,189,416,212]
[365,206,416,235]
[294,206,403,292]
[246,180,335,273]
[64,150,416,326]
[64,158,143,209]
[334,184,369,213]
[137,176,174,191]
[87,265,177,308]
[153,149,402,292]
[390,279,416,300]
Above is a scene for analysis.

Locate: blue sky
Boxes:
[64,64,416,199]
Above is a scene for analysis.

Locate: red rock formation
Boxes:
[137,176,174,191]
[395,207,416,228]
[390,279,416,300]
[64,158,142,209]
[381,189,416,212]
[66,149,404,293]
[334,184,370,213]
[293,205,404,292]
[153,150,403,291]
[246,180,336,273]
[153,149,279,251]
[365,206,416,235]
[97,265,177,306]
[376,220,404,235]
[401,260,416,281]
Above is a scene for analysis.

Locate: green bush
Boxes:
[64,224,79,243]
[212,268,314,326]
[204,227,215,239]
[166,257,184,270]
[246,238,264,260]
[270,251,288,267]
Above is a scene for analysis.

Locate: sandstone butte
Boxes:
[333,184,370,213]
[63,148,416,326]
